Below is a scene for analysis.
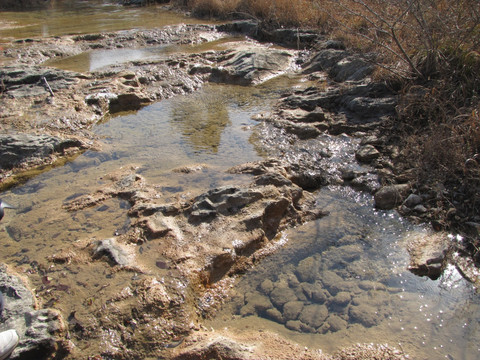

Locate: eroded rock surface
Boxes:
[208,47,295,85]
[55,161,328,358]
[0,133,86,171]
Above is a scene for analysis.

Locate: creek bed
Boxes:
[1,1,479,359]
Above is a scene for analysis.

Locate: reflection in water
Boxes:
[170,89,231,154]
[88,47,154,71]
[43,36,247,73]
[208,186,480,360]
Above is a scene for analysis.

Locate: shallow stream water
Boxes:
[1,2,479,359]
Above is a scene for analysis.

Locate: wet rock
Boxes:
[403,193,422,208]
[244,292,272,314]
[108,92,152,113]
[285,320,303,332]
[349,304,380,327]
[289,168,327,191]
[283,301,304,321]
[407,232,450,280]
[210,48,294,85]
[311,288,329,304]
[330,291,351,307]
[280,108,327,123]
[0,134,85,170]
[355,144,380,163]
[358,280,387,292]
[269,287,297,310]
[93,238,133,266]
[145,213,182,239]
[296,256,318,283]
[322,244,362,266]
[350,173,380,193]
[258,279,274,295]
[0,265,67,359]
[325,314,348,332]
[279,121,322,139]
[374,184,410,210]
[265,307,285,324]
[298,304,328,329]
[189,186,264,222]
[319,270,344,295]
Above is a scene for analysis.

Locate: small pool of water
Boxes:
[207,186,480,359]
[43,36,246,73]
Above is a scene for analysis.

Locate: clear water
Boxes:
[207,186,480,360]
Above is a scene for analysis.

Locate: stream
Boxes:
[1,1,479,359]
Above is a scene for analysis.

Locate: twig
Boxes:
[41,76,54,97]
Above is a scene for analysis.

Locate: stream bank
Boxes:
[1,2,479,359]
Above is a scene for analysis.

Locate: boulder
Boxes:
[265,308,285,323]
[296,256,318,283]
[303,49,348,74]
[210,48,294,85]
[326,314,347,332]
[244,292,273,314]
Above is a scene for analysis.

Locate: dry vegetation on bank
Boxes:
[173,0,480,261]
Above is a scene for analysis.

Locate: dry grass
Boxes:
[172,0,327,27]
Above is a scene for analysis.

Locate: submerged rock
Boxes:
[93,237,134,266]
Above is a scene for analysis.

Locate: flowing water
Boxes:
[1,2,479,359]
